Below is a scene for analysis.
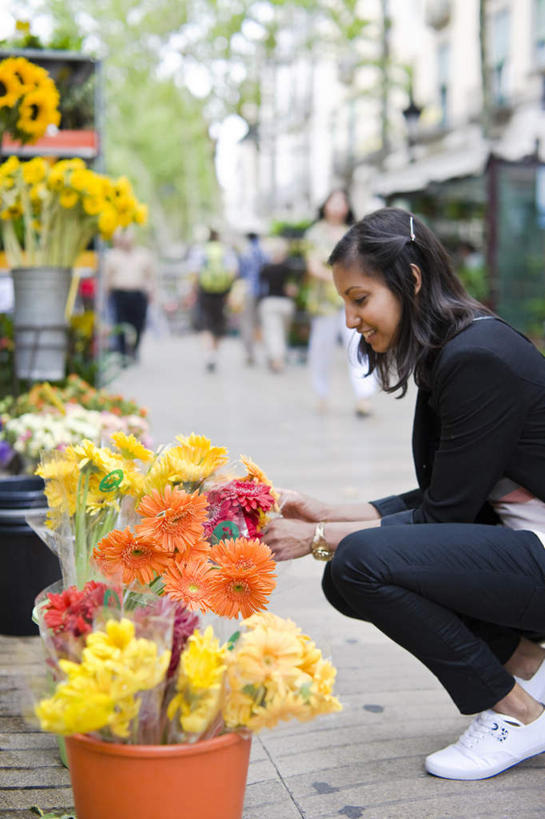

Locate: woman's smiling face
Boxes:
[332,263,404,353]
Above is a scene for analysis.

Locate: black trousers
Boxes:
[323,523,545,714]
[110,289,148,355]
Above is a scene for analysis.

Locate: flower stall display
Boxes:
[0,55,61,145]
[0,377,150,475]
[0,155,148,268]
[0,61,147,379]
[30,432,342,819]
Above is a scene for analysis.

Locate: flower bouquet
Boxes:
[34,432,278,611]
[0,56,61,145]
[30,432,342,819]
[0,155,147,268]
[32,584,340,818]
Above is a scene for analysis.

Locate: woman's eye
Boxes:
[354,296,366,305]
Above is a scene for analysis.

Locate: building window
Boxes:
[490,7,510,106]
[437,42,450,126]
[535,0,545,69]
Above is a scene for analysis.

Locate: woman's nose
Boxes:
[345,307,359,329]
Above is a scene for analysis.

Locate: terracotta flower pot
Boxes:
[65,731,252,819]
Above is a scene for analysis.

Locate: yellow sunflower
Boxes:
[17,87,60,140]
[0,59,23,108]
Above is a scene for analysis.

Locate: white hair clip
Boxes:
[409,216,416,242]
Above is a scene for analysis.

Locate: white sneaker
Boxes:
[515,657,545,701]
[425,708,545,780]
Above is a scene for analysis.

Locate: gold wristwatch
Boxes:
[311,522,333,561]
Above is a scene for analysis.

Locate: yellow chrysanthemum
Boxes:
[227,626,303,690]
[85,617,136,657]
[98,205,118,239]
[82,194,103,215]
[36,618,171,738]
[111,431,153,462]
[134,203,148,224]
[222,688,254,729]
[246,689,309,731]
[180,627,226,690]
[47,164,67,192]
[22,157,47,185]
[35,684,114,736]
[168,686,222,735]
[59,188,79,208]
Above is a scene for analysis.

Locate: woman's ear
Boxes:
[410,264,422,295]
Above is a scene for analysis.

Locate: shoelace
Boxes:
[457,711,506,750]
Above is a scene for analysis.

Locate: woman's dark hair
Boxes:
[328,207,493,396]
[317,189,356,226]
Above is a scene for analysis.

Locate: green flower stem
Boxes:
[2,221,23,267]
[74,469,90,588]
[92,504,119,554]
[17,173,36,265]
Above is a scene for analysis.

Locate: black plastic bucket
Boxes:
[0,476,61,636]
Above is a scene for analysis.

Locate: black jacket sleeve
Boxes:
[381,347,526,525]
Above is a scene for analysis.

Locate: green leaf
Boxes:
[227,630,241,650]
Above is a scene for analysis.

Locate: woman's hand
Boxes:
[263,518,314,561]
[278,489,330,522]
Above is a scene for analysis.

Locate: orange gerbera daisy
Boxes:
[93,527,172,585]
[162,558,212,613]
[135,485,208,555]
[174,538,211,564]
[207,537,277,619]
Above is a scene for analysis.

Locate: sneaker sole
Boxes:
[425,742,545,780]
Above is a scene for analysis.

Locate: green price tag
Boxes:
[99,469,124,492]
[211,520,240,543]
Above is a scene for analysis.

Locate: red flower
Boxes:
[43,581,108,637]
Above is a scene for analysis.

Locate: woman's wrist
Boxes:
[321,502,381,523]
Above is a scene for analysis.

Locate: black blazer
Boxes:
[371,317,545,526]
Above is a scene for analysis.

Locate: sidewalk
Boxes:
[2,332,545,818]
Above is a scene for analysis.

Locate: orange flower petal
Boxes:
[93,527,171,585]
[136,485,208,555]
[162,558,212,614]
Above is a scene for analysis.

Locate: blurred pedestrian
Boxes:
[105,227,157,365]
[237,231,269,365]
[188,229,238,372]
[305,189,377,415]
[258,238,297,373]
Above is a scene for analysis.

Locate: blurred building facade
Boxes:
[226,0,545,334]
[369,0,545,333]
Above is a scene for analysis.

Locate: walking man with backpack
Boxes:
[188,229,238,372]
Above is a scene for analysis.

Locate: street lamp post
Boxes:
[402,96,423,162]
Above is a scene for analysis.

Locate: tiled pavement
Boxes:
[2,332,544,818]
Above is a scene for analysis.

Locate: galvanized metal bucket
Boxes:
[11,266,73,381]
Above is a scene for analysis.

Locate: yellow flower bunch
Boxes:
[35,618,171,738]
[223,612,342,732]
[0,56,61,144]
[143,434,229,494]
[0,155,148,268]
[167,627,227,735]
[36,433,153,586]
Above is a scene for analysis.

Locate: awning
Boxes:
[373,143,489,197]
